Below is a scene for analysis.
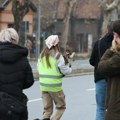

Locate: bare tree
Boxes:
[12,0,30,45]
[60,0,76,54]
[33,0,61,30]
[38,0,77,53]
[97,0,120,36]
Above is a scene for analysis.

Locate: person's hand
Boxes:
[63,55,69,65]
[110,35,117,51]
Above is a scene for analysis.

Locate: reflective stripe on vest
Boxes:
[40,74,63,79]
[40,82,62,87]
[38,56,63,92]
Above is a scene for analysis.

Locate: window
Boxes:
[87,34,93,50]
[76,33,84,53]
[21,21,29,32]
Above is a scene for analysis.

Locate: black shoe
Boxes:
[33,119,40,120]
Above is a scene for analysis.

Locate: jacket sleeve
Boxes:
[89,42,98,66]
[98,49,120,76]
[57,54,72,75]
[23,59,34,89]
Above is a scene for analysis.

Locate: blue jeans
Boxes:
[95,79,107,120]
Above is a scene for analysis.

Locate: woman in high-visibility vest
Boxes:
[37,35,72,120]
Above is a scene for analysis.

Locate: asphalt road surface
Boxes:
[24,74,96,120]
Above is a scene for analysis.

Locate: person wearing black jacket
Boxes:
[89,22,113,120]
[0,28,34,120]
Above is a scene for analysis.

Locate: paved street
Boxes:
[24,74,96,120]
[30,59,93,73]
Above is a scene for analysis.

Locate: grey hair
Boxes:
[0,28,19,44]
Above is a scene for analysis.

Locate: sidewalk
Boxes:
[29,59,94,79]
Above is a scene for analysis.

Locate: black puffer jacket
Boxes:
[0,42,34,102]
[89,32,113,82]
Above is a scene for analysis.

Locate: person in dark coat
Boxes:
[98,20,120,120]
[89,22,113,120]
[0,28,34,120]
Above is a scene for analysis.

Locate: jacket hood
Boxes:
[103,32,113,43]
[0,42,28,63]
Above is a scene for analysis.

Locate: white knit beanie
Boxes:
[0,28,19,44]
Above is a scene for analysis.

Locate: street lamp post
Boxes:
[36,0,41,58]
[54,19,57,34]
[25,21,27,42]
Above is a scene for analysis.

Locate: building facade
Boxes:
[42,0,101,54]
[0,0,36,36]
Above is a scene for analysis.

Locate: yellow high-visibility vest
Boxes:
[38,56,64,92]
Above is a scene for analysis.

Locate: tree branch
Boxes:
[106,0,119,11]
[97,0,107,6]
[97,0,107,9]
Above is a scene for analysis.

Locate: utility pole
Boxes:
[25,21,27,42]
[36,0,41,58]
